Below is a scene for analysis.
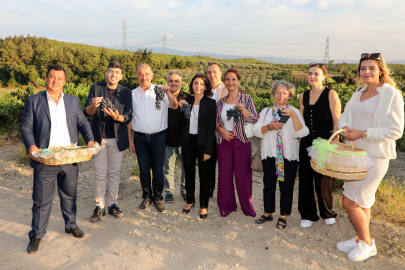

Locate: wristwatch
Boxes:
[362,130,368,139]
[114,115,119,121]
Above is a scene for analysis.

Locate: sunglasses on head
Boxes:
[360,53,381,60]
[309,62,326,67]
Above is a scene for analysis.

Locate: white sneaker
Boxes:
[337,237,358,252]
[325,218,336,225]
[347,239,377,262]
[300,219,313,228]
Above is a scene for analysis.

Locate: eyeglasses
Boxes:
[309,62,326,67]
[360,53,381,60]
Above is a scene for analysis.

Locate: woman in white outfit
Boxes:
[337,53,404,262]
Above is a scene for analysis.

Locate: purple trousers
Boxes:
[217,138,256,217]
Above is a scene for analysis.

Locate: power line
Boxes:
[126,25,323,45]
[331,43,405,56]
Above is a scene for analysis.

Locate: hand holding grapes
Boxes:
[268,119,284,131]
[178,100,188,108]
[102,107,119,120]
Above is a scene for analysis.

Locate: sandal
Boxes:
[255,214,273,224]
[276,217,287,229]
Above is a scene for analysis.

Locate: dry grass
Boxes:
[16,146,30,165]
[333,177,405,227]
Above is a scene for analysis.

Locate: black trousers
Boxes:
[29,164,79,239]
[208,140,218,193]
[262,157,298,215]
[298,135,337,221]
[182,135,210,209]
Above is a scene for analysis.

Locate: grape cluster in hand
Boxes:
[154,86,165,110]
[101,99,116,111]
[180,104,192,119]
[226,108,242,123]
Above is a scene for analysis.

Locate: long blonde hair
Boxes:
[355,56,396,88]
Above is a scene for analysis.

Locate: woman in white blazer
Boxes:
[252,81,309,229]
[337,53,404,262]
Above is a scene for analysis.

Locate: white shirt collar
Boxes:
[46,90,64,102]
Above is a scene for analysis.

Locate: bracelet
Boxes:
[267,124,271,131]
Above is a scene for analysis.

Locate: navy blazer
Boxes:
[178,96,216,156]
[21,91,94,169]
[84,82,133,151]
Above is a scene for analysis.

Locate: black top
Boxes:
[303,88,334,137]
[166,91,192,147]
[178,96,216,156]
[103,87,116,139]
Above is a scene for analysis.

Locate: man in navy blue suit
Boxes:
[21,65,94,254]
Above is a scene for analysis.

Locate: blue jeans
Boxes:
[133,131,166,201]
[163,145,186,196]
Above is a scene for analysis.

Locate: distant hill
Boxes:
[130,46,405,65]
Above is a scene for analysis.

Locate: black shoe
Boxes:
[27,238,41,254]
[255,214,274,224]
[108,204,124,218]
[65,227,85,238]
[181,194,187,201]
[276,217,287,229]
[139,198,151,210]
[209,190,214,198]
[153,200,167,213]
[199,209,208,220]
[165,194,174,203]
[90,206,106,222]
[182,202,195,214]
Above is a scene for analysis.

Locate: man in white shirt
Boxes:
[207,63,228,197]
[129,64,178,213]
[21,65,94,253]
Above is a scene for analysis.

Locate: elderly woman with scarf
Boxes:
[252,81,309,229]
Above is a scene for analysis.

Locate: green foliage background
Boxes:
[0,35,404,148]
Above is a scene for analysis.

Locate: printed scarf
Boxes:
[272,103,289,181]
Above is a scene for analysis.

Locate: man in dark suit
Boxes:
[84,61,133,221]
[21,65,94,254]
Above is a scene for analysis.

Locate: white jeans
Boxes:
[93,138,124,209]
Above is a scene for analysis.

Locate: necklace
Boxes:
[192,106,198,121]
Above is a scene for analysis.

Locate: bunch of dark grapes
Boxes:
[226,108,242,123]
[154,86,165,110]
[180,104,192,119]
[100,98,116,111]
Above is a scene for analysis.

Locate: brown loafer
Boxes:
[65,227,85,238]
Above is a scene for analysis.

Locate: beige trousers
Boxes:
[93,138,124,209]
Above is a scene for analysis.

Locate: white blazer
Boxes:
[338,83,404,159]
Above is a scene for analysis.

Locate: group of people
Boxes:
[21,54,404,263]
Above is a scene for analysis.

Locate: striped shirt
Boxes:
[216,92,258,144]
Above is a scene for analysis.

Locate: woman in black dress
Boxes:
[178,74,216,219]
[298,63,341,228]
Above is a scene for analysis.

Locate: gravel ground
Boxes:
[0,139,404,270]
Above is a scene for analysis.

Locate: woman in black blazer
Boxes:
[178,74,216,219]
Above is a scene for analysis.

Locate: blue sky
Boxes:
[1,0,405,61]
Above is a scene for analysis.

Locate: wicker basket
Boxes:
[40,153,93,165]
[310,129,368,181]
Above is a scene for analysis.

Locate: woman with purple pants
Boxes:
[215,69,258,217]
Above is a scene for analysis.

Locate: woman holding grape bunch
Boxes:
[252,81,309,229]
[215,68,259,217]
[178,74,216,219]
